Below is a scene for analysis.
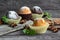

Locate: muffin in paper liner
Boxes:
[18,6,32,20]
[29,22,49,34]
[32,6,44,19]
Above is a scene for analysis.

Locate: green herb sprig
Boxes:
[43,12,52,20]
[2,16,9,23]
[23,29,36,35]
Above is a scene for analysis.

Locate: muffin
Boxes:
[32,6,43,14]
[18,6,32,20]
[29,18,49,34]
[32,6,44,19]
[2,16,22,25]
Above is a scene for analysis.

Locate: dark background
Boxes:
[0,0,60,18]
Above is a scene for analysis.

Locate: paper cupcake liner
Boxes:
[9,16,22,24]
[32,14,43,19]
[29,23,49,34]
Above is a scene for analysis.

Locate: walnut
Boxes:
[45,19,54,26]
[48,26,58,33]
[9,23,17,27]
[20,19,27,24]
[0,19,3,25]
[53,18,60,25]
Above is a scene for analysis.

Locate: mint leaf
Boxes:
[44,12,52,19]
[23,29,36,35]
[2,16,9,23]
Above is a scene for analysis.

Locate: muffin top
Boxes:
[33,18,46,26]
[19,6,31,14]
[7,11,19,19]
[32,6,43,14]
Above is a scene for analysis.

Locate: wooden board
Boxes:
[0,24,24,36]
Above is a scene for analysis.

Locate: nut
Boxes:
[48,26,58,33]
[20,19,27,24]
[0,19,3,25]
